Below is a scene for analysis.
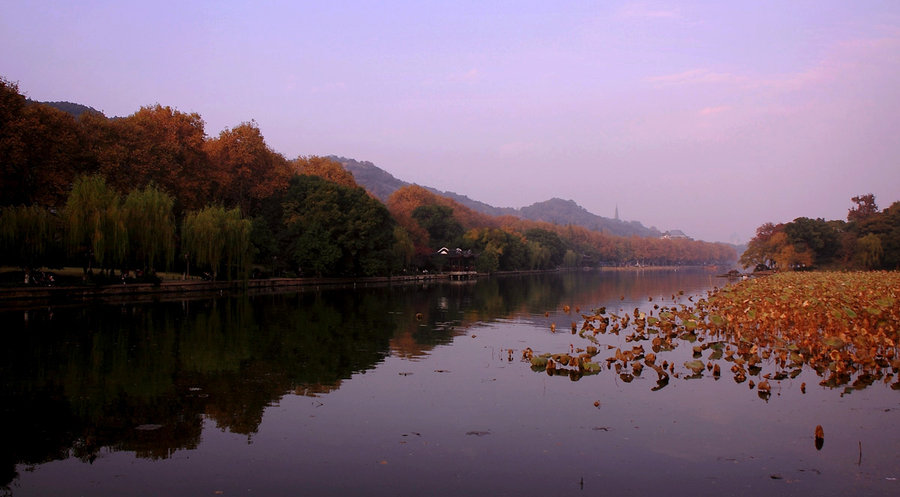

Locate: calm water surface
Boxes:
[2,269,897,496]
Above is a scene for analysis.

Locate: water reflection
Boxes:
[14,269,889,496]
[2,270,711,489]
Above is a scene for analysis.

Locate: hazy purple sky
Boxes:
[3,1,899,243]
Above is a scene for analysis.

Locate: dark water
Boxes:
[2,269,897,496]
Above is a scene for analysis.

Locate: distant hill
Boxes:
[520,198,660,237]
[330,156,408,200]
[333,155,661,238]
[28,99,102,118]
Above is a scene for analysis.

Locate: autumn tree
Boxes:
[205,122,291,216]
[387,185,499,257]
[0,78,28,205]
[0,79,85,207]
[740,222,780,269]
[88,105,210,211]
[386,186,438,256]
[848,194,878,223]
[291,156,358,188]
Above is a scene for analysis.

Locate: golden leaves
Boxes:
[522,271,900,396]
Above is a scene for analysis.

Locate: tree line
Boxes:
[740,194,900,271]
[0,77,737,282]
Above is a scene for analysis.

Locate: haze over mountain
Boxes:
[333,156,664,239]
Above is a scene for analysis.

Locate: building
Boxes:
[661,229,692,240]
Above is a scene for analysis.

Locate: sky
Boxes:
[3,0,899,244]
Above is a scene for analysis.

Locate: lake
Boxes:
[2,269,897,496]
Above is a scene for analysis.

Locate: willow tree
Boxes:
[0,205,60,277]
[123,184,176,272]
[64,175,127,276]
[182,206,251,281]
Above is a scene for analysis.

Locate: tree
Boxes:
[391,226,416,273]
[0,80,85,207]
[0,204,62,274]
[856,234,883,269]
[563,249,580,268]
[524,228,566,267]
[0,78,28,206]
[740,222,780,269]
[281,175,396,277]
[412,204,465,251]
[525,240,551,269]
[463,228,529,271]
[122,184,176,272]
[205,121,291,216]
[89,105,210,211]
[291,156,358,188]
[783,217,840,267]
[848,194,878,223]
[64,175,127,275]
[182,206,251,281]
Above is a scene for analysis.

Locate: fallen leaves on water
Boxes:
[815,425,825,450]
[523,271,900,398]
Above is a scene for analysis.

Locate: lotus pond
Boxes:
[2,269,898,496]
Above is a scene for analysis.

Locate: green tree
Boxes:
[123,184,176,272]
[182,206,251,281]
[524,228,566,267]
[783,217,840,267]
[281,175,396,277]
[391,226,416,273]
[0,204,62,275]
[563,249,580,268]
[475,246,500,273]
[856,234,883,269]
[64,175,127,275]
[463,228,529,271]
[525,240,551,270]
[412,204,464,251]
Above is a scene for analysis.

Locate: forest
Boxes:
[740,194,900,271]
[0,77,737,282]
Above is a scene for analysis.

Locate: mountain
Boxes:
[333,156,661,238]
[330,156,408,201]
[28,99,102,118]
[520,198,660,237]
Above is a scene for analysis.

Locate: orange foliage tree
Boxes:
[0,79,86,207]
[85,104,210,211]
[204,121,291,216]
[291,156,358,188]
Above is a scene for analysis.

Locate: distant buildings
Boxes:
[661,229,692,240]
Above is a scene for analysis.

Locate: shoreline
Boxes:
[0,265,725,310]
